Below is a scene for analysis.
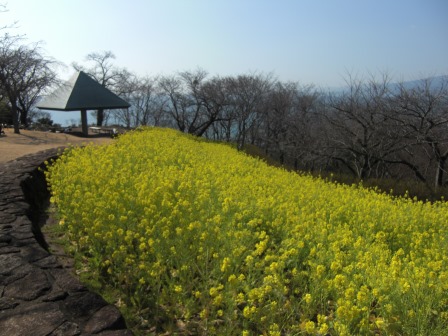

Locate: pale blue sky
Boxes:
[2,0,448,124]
[4,0,447,86]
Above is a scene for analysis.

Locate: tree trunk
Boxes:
[97,108,104,126]
[435,156,447,189]
[19,110,26,127]
[81,109,88,136]
[11,103,20,134]
[238,121,246,150]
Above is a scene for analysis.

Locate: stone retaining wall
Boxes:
[0,148,133,336]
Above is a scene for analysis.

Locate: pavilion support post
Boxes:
[81,109,88,136]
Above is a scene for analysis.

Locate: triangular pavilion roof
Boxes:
[36,71,130,111]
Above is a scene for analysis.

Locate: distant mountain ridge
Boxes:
[395,74,448,90]
[329,74,448,94]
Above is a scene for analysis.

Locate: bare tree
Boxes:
[158,69,224,136]
[391,77,448,189]
[178,69,209,134]
[130,75,163,127]
[0,96,12,124]
[323,73,403,179]
[194,75,230,136]
[158,74,189,132]
[260,81,298,163]
[0,35,59,133]
[288,84,325,170]
[0,3,17,31]
[112,73,166,128]
[204,76,237,142]
[226,73,273,149]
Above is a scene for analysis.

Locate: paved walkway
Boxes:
[0,148,132,335]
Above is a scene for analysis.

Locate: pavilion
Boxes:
[36,71,130,136]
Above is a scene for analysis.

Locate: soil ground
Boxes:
[0,127,113,163]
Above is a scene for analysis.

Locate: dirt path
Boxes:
[0,128,113,163]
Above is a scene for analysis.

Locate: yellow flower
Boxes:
[374,317,386,329]
[401,281,411,293]
[213,294,223,306]
[304,320,315,333]
[316,264,325,277]
[269,323,281,336]
[46,127,448,335]
[199,309,207,319]
[236,293,245,304]
[304,293,312,304]
[221,257,231,272]
[318,323,329,334]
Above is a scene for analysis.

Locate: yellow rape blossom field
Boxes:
[46,127,448,335]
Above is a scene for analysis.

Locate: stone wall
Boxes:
[0,148,133,336]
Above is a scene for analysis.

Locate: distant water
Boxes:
[48,110,83,127]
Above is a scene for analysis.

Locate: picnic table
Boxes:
[89,126,117,135]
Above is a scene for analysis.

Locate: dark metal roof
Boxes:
[36,71,130,111]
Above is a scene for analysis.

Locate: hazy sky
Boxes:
[2,0,447,124]
[4,0,447,85]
